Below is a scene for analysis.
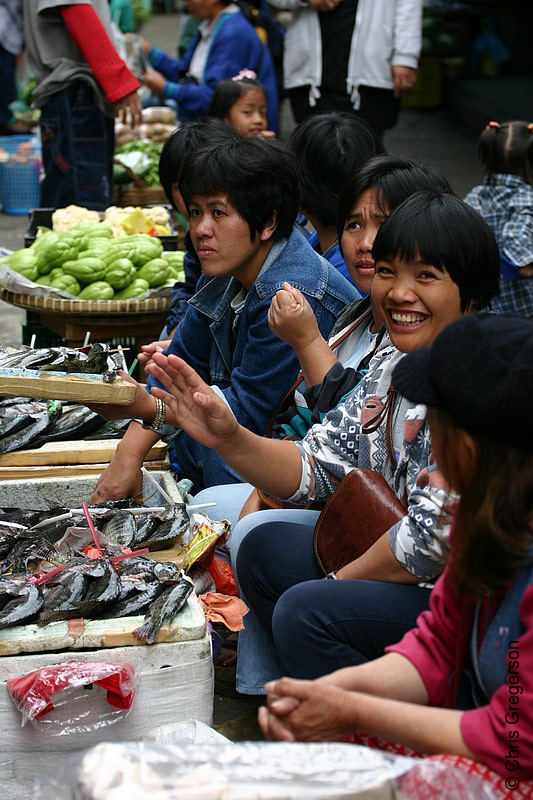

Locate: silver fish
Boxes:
[133,577,193,645]
[0,581,44,628]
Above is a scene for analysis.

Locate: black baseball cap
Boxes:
[392,312,533,447]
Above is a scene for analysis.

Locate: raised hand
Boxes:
[137,339,172,367]
[146,351,240,449]
[268,282,321,351]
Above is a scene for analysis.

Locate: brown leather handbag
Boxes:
[313,468,406,575]
[313,384,406,575]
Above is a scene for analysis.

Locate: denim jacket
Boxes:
[146,227,358,487]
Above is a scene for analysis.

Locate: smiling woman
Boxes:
[371,192,498,353]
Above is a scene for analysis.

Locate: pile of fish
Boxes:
[0,502,193,644]
[0,397,130,454]
[0,342,124,380]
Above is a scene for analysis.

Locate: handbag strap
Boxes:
[266,310,374,438]
[361,384,398,469]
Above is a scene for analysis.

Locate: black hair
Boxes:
[178,138,299,241]
[336,154,454,241]
[372,192,500,311]
[208,77,266,120]
[158,118,240,209]
[477,120,533,184]
[288,112,384,228]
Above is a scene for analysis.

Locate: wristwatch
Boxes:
[323,571,337,580]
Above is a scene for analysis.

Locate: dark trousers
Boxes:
[0,44,17,127]
[40,81,114,211]
[236,520,431,679]
[287,85,400,141]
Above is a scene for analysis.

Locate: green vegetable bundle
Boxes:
[114,139,164,187]
[2,228,187,301]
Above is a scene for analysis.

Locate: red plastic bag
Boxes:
[7,660,136,728]
[208,557,239,596]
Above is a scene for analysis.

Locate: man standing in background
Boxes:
[0,0,26,135]
[269,0,422,139]
[22,0,142,209]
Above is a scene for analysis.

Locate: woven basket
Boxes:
[112,158,167,207]
[0,287,171,317]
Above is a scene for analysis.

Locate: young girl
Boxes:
[208,72,275,139]
[258,312,533,797]
[464,119,533,317]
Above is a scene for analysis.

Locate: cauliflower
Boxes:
[51,205,101,233]
[103,206,171,237]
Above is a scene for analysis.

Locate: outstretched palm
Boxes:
[146,352,239,449]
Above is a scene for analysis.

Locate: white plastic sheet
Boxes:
[34,739,498,800]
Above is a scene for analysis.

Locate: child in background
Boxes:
[208,72,275,139]
[287,112,384,287]
[464,119,533,316]
[154,118,240,339]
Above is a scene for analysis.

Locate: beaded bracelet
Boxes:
[142,396,166,434]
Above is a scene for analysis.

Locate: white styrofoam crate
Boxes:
[0,469,182,510]
[0,632,214,800]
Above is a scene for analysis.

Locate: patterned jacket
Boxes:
[464,174,533,317]
[288,346,457,583]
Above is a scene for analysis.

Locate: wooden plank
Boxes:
[0,438,167,467]
[0,459,169,481]
[0,591,206,657]
[0,368,137,405]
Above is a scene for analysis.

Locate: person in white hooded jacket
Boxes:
[270,0,422,138]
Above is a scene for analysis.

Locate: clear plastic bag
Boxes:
[33,740,499,800]
[7,660,136,735]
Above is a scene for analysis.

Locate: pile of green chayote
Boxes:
[1,222,185,300]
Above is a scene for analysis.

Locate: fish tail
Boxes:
[133,621,158,645]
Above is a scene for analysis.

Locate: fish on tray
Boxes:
[135,504,189,551]
[133,575,194,645]
[31,404,105,447]
[38,564,89,626]
[101,510,136,550]
[65,557,121,619]
[0,578,44,628]
[0,342,124,378]
[101,578,166,620]
[0,400,61,454]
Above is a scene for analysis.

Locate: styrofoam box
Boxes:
[0,469,182,510]
[0,634,214,800]
[0,471,214,800]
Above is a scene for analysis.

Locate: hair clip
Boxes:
[485,121,501,130]
[232,69,257,82]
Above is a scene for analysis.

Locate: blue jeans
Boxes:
[40,81,114,210]
[236,521,432,685]
[192,483,320,694]
[172,434,246,492]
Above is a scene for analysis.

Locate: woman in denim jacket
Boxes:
[90,137,358,499]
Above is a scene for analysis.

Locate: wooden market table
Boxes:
[0,288,170,381]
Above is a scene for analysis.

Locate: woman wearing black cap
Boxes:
[257,312,533,794]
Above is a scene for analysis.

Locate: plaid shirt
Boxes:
[464,173,533,317]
